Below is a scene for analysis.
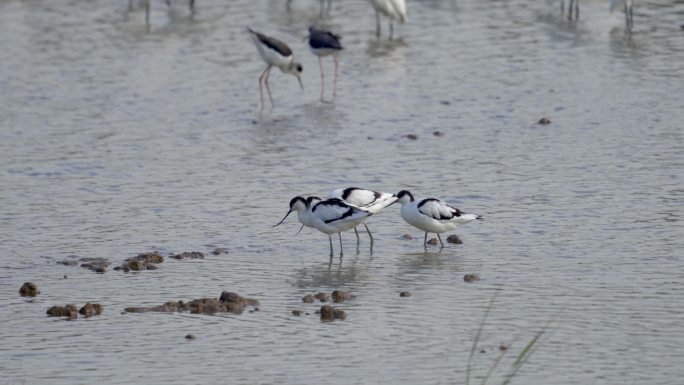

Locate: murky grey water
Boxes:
[1,0,683,383]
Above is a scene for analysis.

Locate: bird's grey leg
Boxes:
[389,20,394,40]
[329,235,334,258]
[318,56,325,102]
[258,65,270,111]
[363,223,374,247]
[325,0,332,17]
[437,233,445,248]
[423,232,428,249]
[332,55,339,99]
[364,223,374,255]
[568,0,573,19]
[575,0,579,20]
[628,3,634,32]
[264,65,274,109]
[338,233,344,257]
[353,227,360,248]
[128,0,134,11]
[624,3,630,32]
[189,0,195,13]
[375,11,381,37]
[560,0,564,15]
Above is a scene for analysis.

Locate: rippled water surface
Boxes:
[1,0,683,384]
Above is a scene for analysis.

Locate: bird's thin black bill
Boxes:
[273,210,292,227]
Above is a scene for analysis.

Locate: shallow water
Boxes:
[1,0,683,384]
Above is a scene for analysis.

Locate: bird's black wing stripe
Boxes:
[256,32,292,56]
[341,187,361,200]
[324,207,354,223]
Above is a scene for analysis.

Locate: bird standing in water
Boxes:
[247,28,303,111]
[307,26,343,102]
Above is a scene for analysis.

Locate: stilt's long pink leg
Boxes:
[319,56,325,102]
[263,66,274,109]
[258,65,270,111]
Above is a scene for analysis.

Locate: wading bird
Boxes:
[328,187,397,248]
[396,190,482,249]
[247,27,303,111]
[307,26,343,102]
[274,197,372,257]
[368,0,407,39]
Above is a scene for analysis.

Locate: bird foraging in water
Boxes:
[247,27,303,111]
[610,0,635,32]
[307,26,343,102]
[328,187,397,249]
[274,197,372,258]
[396,190,482,249]
[368,0,407,39]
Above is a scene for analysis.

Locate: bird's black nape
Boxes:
[397,190,414,202]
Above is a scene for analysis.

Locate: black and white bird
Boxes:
[368,0,407,39]
[274,197,372,257]
[396,190,482,249]
[610,0,635,32]
[307,26,343,102]
[247,27,303,111]
[328,187,397,247]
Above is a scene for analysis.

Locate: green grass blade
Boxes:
[466,291,499,385]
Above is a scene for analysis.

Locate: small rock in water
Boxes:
[440,100,451,105]
[19,282,39,297]
[446,234,463,244]
[47,304,78,320]
[114,252,164,272]
[433,130,444,137]
[292,310,302,316]
[211,248,229,255]
[367,136,374,140]
[64,275,68,279]
[57,260,78,266]
[538,116,551,125]
[400,234,414,240]
[125,291,258,315]
[79,257,110,273]
[464,274,480,282]
[406,134,418,140]
[302,294,315,303]
[169,251,205,260]
[79,303,103,318]
[499,344,508,352]
[314,292,329,303]
[426,238,439,245]
[399,291,412,297]
[320,305,346,321]
[331,290,352,303]
[185,334,196,340]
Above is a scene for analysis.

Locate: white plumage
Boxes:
[368,0,407,39]
[396,190,482,248]
[274,196,372,257]
[328,187,398,248]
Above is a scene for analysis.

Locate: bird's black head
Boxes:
[306,196,321,207]
[396,190,414,203]
[289,196,306,210]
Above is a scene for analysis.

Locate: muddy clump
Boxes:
[114,252,164,272]
[80,258,110,273]
[79,303,103,318]
[426,238,439,245]
[538,116,551,125]
[400,234,414,240]
[19,282,39,297]
[400,291,412,297]
[185,334,196,340]
[169,251,205,260]
[58,257,110,273]
[292,310,302,316]
[302,294,315,303]
[332,290,353,303]
[125,291,258,315]
[47,304,79,320]
[314,292,329,302]
[320,305,347,321]
[464,274,480,282]
[211,248,229,255]
[406,134,418,140]
[446,234,463,244]
[433,130,444,137]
